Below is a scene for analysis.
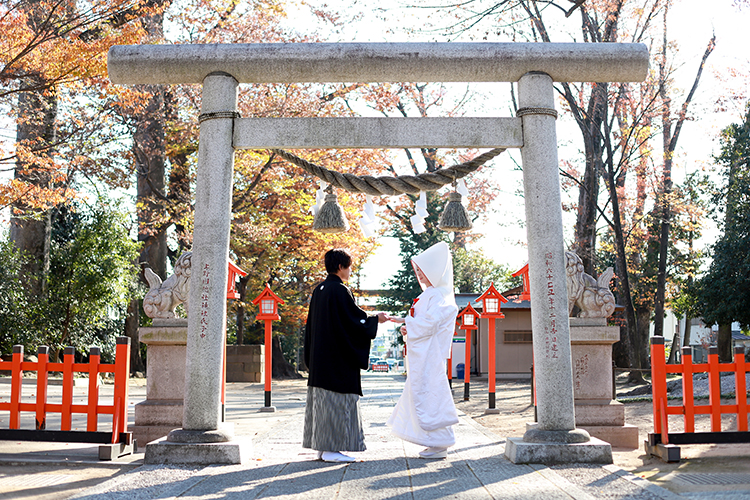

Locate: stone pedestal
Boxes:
[506,434,613,464]
[570,317,639,448]
[131,320,188,448]
[226,345,264,382]
[145,423,247,464]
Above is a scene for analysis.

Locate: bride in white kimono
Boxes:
[387,241,459,459]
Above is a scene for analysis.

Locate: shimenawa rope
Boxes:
[272,148,506,196]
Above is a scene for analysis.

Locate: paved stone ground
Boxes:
[64,374,680,500]
[2,373,750,499]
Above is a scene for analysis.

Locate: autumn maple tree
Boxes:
[1,0,386,372]
[115,1,394,375]
[404,0,717,377]
[1,0,147,297]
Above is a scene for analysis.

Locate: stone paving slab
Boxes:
[63,374,685,500]
[4,373,745,499]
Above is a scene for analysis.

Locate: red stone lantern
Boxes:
[457,303,480,401]
[221,260,248,417]
[252,284,284,410]
[477,283,508,318]
[512,263,531,301]
[476,283,508,412]
[226,261,248,299]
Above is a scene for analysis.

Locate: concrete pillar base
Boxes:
[99,441,137,460]
[484,408,501,415]
[260,406,277,413]
[504,436,612,464]
[144,437,249,465]
[523,424,591,444]
[167,426,234,443]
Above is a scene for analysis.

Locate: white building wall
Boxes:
[650,312,735,347]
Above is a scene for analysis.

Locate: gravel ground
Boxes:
[668,372,750,398]
[457,375,750,473]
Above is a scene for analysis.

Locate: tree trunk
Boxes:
[654,25,715,338]
[612,323,630,368]
[125,298,145,373]
[718,323,732,363]
[271,335,301,379]
[604,161,640,380]
[573,136,602,274]
[10,76,56,297]
[570,82,607,276]
[164,88,194,252]
[667,330,680,364]
[653,4,672,339]
[636,307,652,368]
[134,12,168,280]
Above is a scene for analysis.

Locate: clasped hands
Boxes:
[375,312,407,335]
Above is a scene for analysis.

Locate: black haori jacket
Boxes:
[304,274,379,396]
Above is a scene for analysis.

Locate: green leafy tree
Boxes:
[31,199,140,361]
[453,247,517,294]
[695,104,750,361]
[0,240,32,354]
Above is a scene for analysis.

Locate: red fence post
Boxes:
[10,345,23,429]
[61,346,75,431]
[35,346,49,430]
[708,346,722,432]
[651,337,667,438]
[735,346,747,432]
[681,346,695,433]
[447,348,452,388]
[114,337,131,439]
[87,347,101,432]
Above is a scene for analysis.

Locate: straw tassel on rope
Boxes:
[312,185,350,233]
[277,149,505,233]
[438,191,472,232]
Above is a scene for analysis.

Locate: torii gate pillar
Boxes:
[143,74,246,465]
[502,72,609,464]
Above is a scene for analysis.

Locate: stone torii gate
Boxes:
[108,42,648,465]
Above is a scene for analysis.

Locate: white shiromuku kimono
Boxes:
[387,242,460,448]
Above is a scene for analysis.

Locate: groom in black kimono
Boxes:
[303,248,387,463]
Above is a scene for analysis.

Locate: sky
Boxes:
[287,0,750,290]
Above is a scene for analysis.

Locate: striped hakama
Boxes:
[302,386,366,452]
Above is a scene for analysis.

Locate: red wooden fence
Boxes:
[0,337,133,459]
[648,336,750,462]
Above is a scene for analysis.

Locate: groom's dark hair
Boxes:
[325,248,352,274]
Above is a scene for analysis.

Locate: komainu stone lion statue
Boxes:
[143,252,192,319]
[565,251,616,319]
